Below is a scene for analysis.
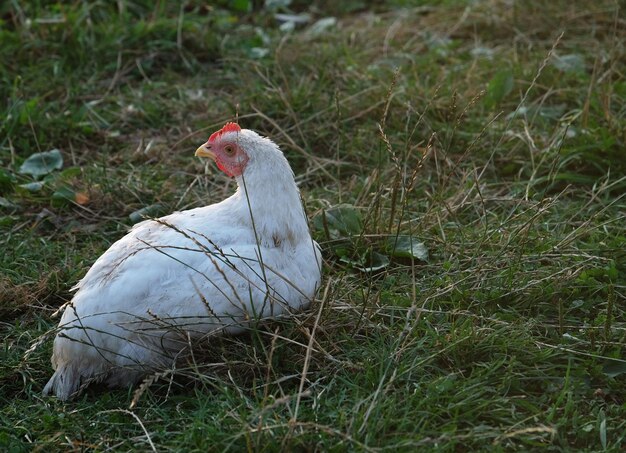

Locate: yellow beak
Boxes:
[195,144,216,160]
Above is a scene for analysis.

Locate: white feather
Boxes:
[43,129,322,400]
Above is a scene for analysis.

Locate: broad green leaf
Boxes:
[19,149,63,177]
[470,46,494,59]
[360,251,390,272]
[602,359,626,378]
[339,255,363,267]
[331,242,352,259]
[314,204,363,238]
[0,197,20,211]
[387,235,428,262]
[485,69,514,107]
[129,203,163,224]
[307,17,337,37]
[59,167,82,180]
[267,0,294,9]
[19,181,45,192]
[267,0,293,8]
[231,0,251,12]
[339,250,390,273]
[51,186,76,207]
[274,13,310,25]
[248,47,269,59]
[552,54,585,73]
[506,104,566,121]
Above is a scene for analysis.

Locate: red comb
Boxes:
[208,122,241,143]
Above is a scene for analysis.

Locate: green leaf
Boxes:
[599,412,607,449]
[51,186,76,207]
[267,0,294,9]
[248,47,269,59]
[0,168,16,193]
[59,167,82,180]
[605,263,618,282]
[307,17,337,37]
[339,255,363,267]
[129,203,163,224]
[602,359,626,378]
[506,104,566,121]
[19,98,38,125]
[552,54,585,73]
[361,251,390,272]
[387,235,428,262]
[18,181,45,192]
[19,149,63,177]
[485,69,514,107]
[231,0,251,12]
[330,242,353,259]
[339,250,390,273]
[528,172,598,189]
[0,216,17,227]
[0,197,20,211]
[314,204,363,238]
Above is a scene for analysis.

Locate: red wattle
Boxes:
[216,160,234,177]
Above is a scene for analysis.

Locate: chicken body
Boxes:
[43,126,322,400]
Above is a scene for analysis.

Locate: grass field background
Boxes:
[1,0,624,450]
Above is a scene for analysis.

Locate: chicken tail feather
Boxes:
[42,364,82,401]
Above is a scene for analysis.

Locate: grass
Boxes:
[1,0,625,450]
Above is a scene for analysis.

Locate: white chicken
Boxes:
[43,122,322,400]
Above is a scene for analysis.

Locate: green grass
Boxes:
[1,0,625,450]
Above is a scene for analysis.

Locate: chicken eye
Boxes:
[224,145,235,156]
